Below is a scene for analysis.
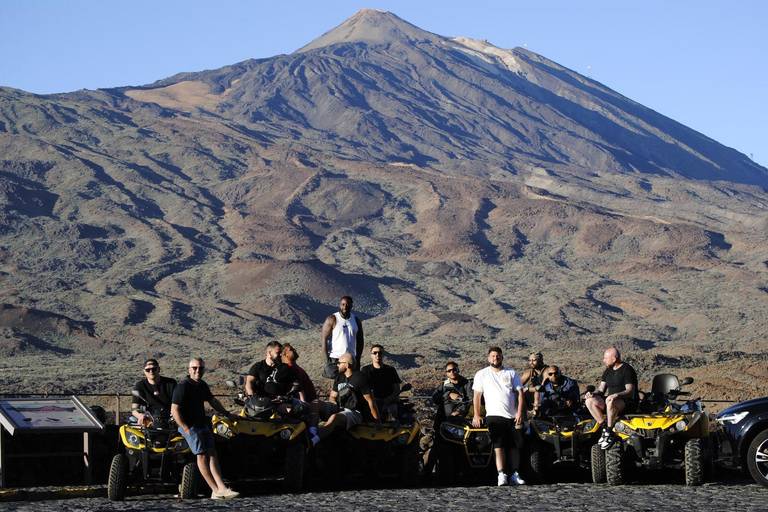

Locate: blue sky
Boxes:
[1,1,765,167]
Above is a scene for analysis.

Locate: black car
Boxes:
[715,396,768,488]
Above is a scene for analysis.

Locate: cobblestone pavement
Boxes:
[1,480,764,512]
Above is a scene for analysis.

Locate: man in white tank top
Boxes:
[321,296,364,370]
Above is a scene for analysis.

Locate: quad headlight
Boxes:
[397,433,410,445]
[280,428,294,440]
[442,424,467,441]
[675,419,688,431]
[215,422,233,438]
[613,422,630,434]
[126,432,141,447]
[173,438,189,452]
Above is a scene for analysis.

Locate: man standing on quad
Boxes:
[539,365,580,415]
[521,351,547,412]
[472,347,527,486]
[131,358,176,425]
[171,358,240,500]
[311,353,381,445]
[361,344,401,420]
[321,296,364,376]
[584,347,639,450]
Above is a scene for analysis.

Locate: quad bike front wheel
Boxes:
[180,461,199,499]
[605,444,624,485]
[684,437,704,486]
[284,442,306,493]
[591,443,606,483]
[107,453,129,501]
[399,442,420,488]
[436,442,456,486]
[747,429,768,488]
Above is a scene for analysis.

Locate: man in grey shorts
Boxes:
[311,353,381,445]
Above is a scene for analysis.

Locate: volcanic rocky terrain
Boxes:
[1,10,767,406]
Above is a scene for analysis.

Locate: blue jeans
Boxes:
[179,425,215,455]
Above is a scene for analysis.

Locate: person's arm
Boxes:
[328,388,339,404]
[610,383,635,402]
[521,369,531,387]
[209,397,237,422]
[472,390,483,427]
[363,392,381,423]
[245,375,257,396]
[171,403,188,434]
[355,318,364,367]
[586,381,606,399]
[321,314,336,359]
[515,388,525,424]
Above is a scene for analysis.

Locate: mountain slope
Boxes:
[0,9,766,402]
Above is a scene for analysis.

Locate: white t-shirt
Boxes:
[472,366,523,419]
[329,312,358,359]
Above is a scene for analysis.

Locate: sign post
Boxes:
[0,396,105,488]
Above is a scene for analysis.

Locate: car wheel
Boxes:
[747,429,768,488]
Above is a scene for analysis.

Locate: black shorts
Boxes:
[485,416,524,450]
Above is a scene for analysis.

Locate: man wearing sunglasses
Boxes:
[361,345,401,420]
[538,365,580,415]
[432,362,473,423]
[171,358,240,500]
[131,358,177,425]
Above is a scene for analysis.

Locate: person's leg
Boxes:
[586,396,606,423]
[207,450,229,492]
[197,453,218,492]
[605,398,626,428]
[317,412,348,440]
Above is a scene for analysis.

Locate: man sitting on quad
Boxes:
[432,361,473,425]
[521,351,547,411]
[584,347,639,450]
[131,358,177,425]
[361,344,401,420]
[537,365,580,416]
[311,353,381,445]
[246,341,303,415]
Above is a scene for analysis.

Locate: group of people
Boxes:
[130,294,640,496]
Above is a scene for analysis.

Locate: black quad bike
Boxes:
[604,374,711,486]
[108,391,199,501]
[313,383,421,488]
[524,385,603,484]
[211,381,310,493]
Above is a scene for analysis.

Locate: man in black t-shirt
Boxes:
[311,353,381,445]
[361,344,401,420]
[246,341,301,399]
[131,358,177,424]
[171,358,239,500]
[584,347,639,450]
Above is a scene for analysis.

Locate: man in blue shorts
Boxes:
[171,357,240,500]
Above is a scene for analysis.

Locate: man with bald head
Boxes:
[584,347,639,450]
[311,353,381,445]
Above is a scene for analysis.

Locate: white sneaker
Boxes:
[509,472,526,485]
[497,472,508,486]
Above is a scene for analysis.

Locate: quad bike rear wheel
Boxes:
[747,429,768,488]
[180,461,199,499]
[399,442,421,487]
[527,442,550,484]
[605,444,624,485]
[684,437,704,486]
[591,443,606,483]
[107,453,129,501]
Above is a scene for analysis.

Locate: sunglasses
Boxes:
[547,372,560,376]
[446,368,458,373]
[336,361,348,365]
[371,351,382,355]
[189,366,205,371]
[144,367,159,373]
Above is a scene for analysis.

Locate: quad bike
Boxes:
[313,383,421,488]
[434,404,496,485]
[604,374,710,486]
[108,391,199,501]
[524,385,603,484]
[211,381,310,493]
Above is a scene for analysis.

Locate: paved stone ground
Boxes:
[1,480,765,512]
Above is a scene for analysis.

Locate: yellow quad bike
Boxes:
[108,392,199,501]
[435,403,495,485]
[605,374,710,486]
[525,385,603,484]
[314,383,421,488]
[211,381,310,493]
